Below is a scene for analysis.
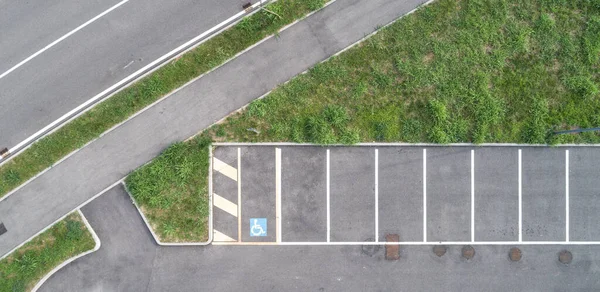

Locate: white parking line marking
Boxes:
[423,148,427,242]
[214,230,236,242]
[471,149,475,243]
[276,148,282,243]
[375,148,379,243]
[0,0,131,81]
[214,157,238,181]
[213,240,600,246]
[213,193,238,217]
[327,149,331,243]
[566,149,570,242]
[518,149,522,242]
[237,148,242,242]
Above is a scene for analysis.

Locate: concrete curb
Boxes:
[122,181,213,246]
[31,209,101,292]
[213,142,600,147]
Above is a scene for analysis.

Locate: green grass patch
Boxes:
[0,0,328,200]
[0,213,95,292]
[125,137,212,242]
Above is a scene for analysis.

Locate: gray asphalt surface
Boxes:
[0,0,241,148]
[40,184,600,291]
[0,0,429,258]
[212,145,600,244]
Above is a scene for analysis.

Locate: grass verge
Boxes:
[0,213,95,292]
[0,0,329,200]
[127,0,600,242]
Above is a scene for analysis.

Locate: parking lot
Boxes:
[211,144,600,245]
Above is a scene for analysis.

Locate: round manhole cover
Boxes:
[509,247,522,262]
[433,245,447,257]
[462,245,475,260]
[558,250,572,264]
[361,238,380,256]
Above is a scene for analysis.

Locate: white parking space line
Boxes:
[213,240,600,246]
[0,0,130,80]
[214,157,238,181]
[326,149,331,243]
[213,193,238,217]
[471,149,475,243]
[214,230,236,242]
[237,148,242,242]
[423,148,427,243]
[566,149,570,242]
[375,149,379,243]
[518,149,522,243]
[276,148,282,243]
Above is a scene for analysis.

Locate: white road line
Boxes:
[213,240,600,246]
[375,148,379,243]
[238,147,242,242]
[566,149,570,242]
[213,193,238,217]
[518,149,522,243]
[276,148,282,243]
[213,157,238,181]
[214,230,236,242]
[0,0,131,80]
[326,149,331,243]
[471,149,475,243]
[423,148,427,243]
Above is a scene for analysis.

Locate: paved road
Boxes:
[0,0,428,258]
[212,145,600,244]
[0,0,241,148]
[40,185,600,291]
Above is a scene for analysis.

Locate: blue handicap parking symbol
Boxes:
[250,218,267,237]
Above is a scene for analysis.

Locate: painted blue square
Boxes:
[250,218,267,237]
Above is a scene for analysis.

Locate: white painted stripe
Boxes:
[0,0,131,80]
[213,240,600,246]
[471,149,475,243]
[213,193,238,217]
[375,148,379,243]
[237,148,242,242]
[566,149,570,242]
[276,148,282,243]
[423,148,427,242]
[326,149,331,243]
[214,230,236,242]
[213,157,238,181]
[518,149,522,243]
[213,142,600,147]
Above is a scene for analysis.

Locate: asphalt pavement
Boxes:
[212,145,600,245]
[0,0,429,259]
[40,184,600,291]
[0,0,241,148]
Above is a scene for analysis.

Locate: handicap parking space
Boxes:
[569,147,600,241]
[212,144,600,246]
[426,148,471,242]
[522,148,566,241]
[474,147,518,241]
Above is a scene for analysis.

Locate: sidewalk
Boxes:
[0,0,428,257]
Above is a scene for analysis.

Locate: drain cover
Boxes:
[433,245,447,257]
[462,245,475,260]
[509,247,522,262]
[0,223,7,236]
[559,250,573,264]
[361,238,380,256]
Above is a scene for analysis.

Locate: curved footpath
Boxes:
[0,0,428,258]
[40,185,600,291]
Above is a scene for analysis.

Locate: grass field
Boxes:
[0,213,95,292]
[126,0,600,242]
[0,0,328,200]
